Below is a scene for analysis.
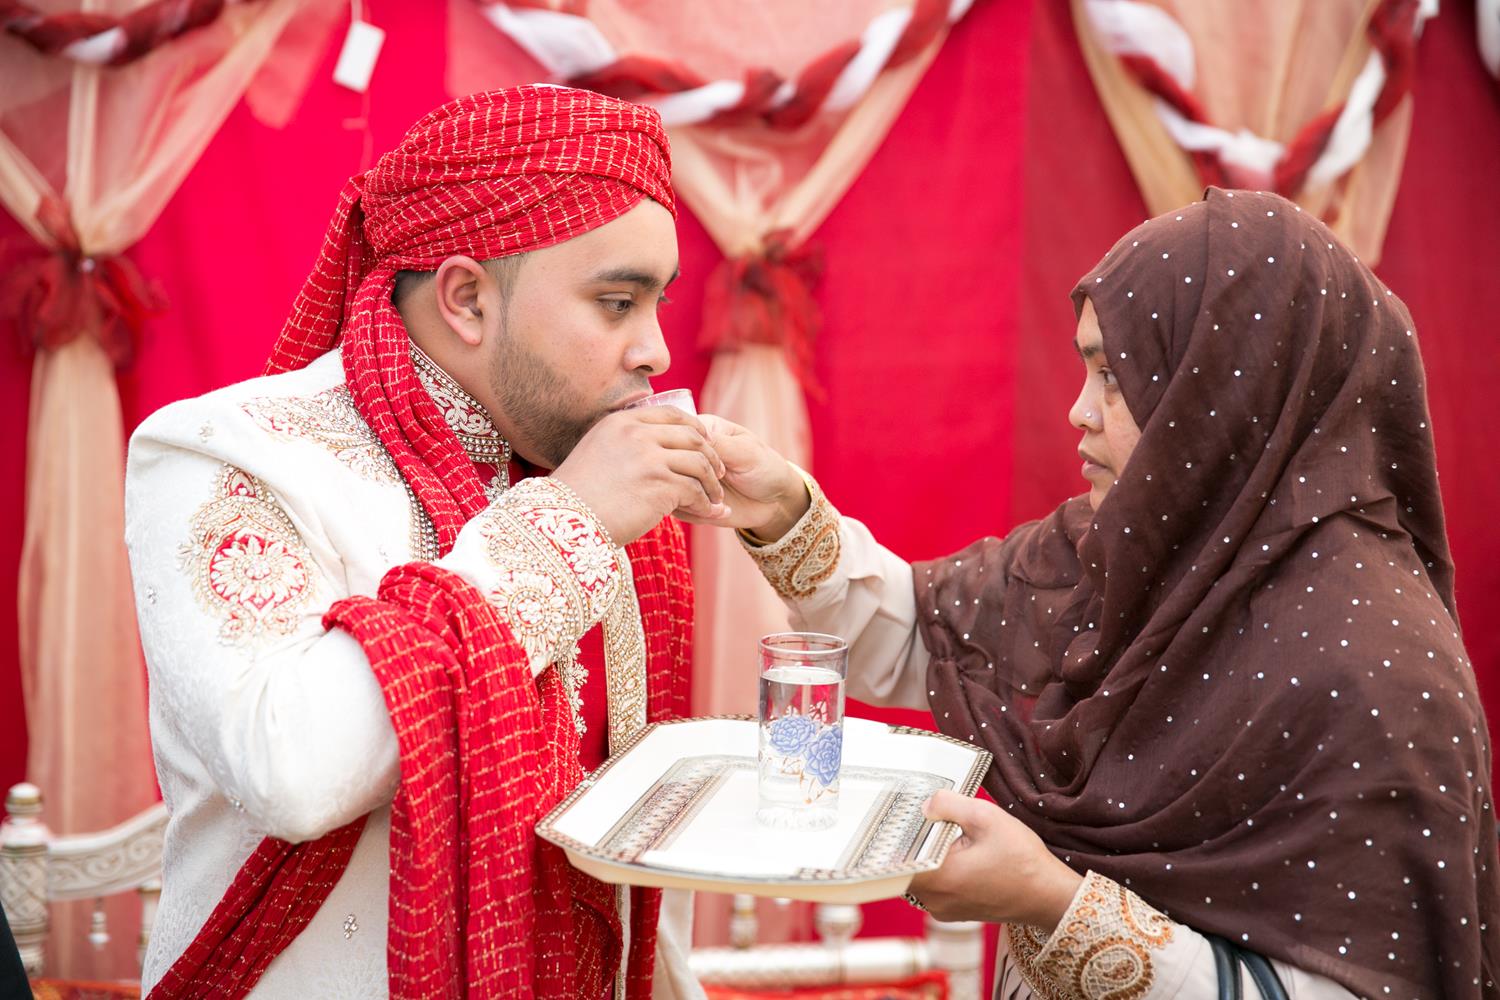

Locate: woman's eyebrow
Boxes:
[1074,338,1103,360]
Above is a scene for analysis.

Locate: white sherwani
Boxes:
[124,348,700,998]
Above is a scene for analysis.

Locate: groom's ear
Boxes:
[433,255,491,348]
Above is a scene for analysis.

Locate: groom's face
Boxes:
[485,199,681,468]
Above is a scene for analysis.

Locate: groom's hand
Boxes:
[676,416,811,541]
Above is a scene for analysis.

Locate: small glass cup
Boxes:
[623,388,696,416]
[756,632,848,831]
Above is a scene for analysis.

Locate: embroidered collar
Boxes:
[409,342,512,477]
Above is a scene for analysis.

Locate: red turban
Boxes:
[267,84,676,551]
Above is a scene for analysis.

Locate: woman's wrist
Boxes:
[1020,857,1084,933]
[748,463,813,542]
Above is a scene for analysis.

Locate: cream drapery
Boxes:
[1072,0,1416,263]
[0,0,339,976]
[665,48,941,723]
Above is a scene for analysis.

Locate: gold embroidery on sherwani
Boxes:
[475,477,621,735]
[241,384,442,560]
[241,385,399,484]
[603,549,649,753]
[409,342,512,501]
[1008,871,1175,1000]
[408,345,509,464]
[740,467,841,599]
[179,466,315,647]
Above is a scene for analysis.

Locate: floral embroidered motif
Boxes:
[242,384,439,560]
[740,467,841,599]
[241,385,399,484]
[1008,871,1175,1000]
[495,567,573,644]
[179,466,315,646]
[475,477,621,735]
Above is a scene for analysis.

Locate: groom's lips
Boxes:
[613,390,653,410]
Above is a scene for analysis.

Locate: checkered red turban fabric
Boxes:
[267,84,676,549]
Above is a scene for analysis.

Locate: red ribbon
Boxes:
[699,230,824,397]
[1,197,164,368]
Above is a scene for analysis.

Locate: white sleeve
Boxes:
[740,474,930,711]
[126,418,617,844]
[1003,871,1359,999]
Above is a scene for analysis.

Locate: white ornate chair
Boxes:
[0,782,168,977]
[690,896,986,1000]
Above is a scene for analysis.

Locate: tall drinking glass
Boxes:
[756,632,848,830]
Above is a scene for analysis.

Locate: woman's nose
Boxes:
[1069,386,1100,431]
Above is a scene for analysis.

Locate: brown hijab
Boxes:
[917,189,1497,999]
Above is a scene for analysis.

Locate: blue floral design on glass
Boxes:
[768,711,818,755]
[803,726,843,788]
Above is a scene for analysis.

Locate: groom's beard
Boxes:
[488,321,647,469]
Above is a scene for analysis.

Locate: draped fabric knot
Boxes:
[2,196,163,367]
[700,230,825,395]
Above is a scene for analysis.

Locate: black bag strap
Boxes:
[1237,945,1292,1000]
[1209,935,1290,1000]
[1210,935,1243,1000]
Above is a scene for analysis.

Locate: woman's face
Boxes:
[1069,298,1142,511]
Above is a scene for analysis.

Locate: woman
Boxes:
[702,188,1498,998]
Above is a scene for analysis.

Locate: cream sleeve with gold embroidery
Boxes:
[436,475,622,675]
[740,473,930,711]
[126,393,618,845]
[998,871,1358,999]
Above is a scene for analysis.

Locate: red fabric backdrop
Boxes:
[1,0,1496,966]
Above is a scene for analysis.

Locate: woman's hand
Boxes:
[674,415,811,541]
[906,791,1083,932]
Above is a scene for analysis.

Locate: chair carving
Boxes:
[0,783,167,977]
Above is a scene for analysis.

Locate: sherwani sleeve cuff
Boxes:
[443,476,621,675]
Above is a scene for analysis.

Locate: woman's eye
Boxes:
[1098,367,1117,386]
[601,298,633,315]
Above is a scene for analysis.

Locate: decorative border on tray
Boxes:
[597,756,737,861]
[888,724,991,863]
[535,715,994,887]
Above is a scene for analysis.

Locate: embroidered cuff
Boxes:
[473,477,621,669]
[1009,870,1175,1000]
[738,467,841,599]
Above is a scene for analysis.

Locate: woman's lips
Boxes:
[1079,450,1109,478]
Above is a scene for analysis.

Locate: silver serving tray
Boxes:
[536,716,991,903]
